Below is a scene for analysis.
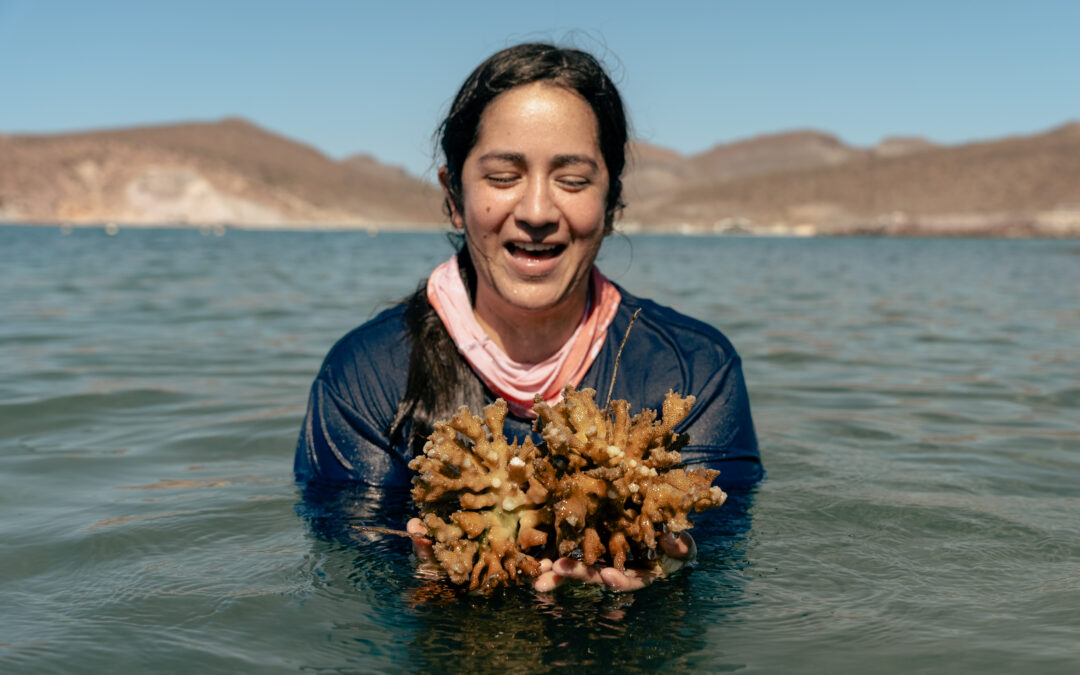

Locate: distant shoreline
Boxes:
[4,118,1079,240]
[5,220,1078,239]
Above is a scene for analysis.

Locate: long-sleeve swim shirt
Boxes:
[294,287,762,490]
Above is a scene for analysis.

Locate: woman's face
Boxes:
[445,81,609,322]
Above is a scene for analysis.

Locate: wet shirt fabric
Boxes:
[294,287,762,490]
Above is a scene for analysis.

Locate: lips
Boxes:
[506,241,566,260]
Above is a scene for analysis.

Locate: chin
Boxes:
[492,274,569,304]
[506,294,570,313]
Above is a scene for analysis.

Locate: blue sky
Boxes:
[1,0,1077,179]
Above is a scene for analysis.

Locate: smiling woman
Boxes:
[445,82,609,362]
[294,43,762,593]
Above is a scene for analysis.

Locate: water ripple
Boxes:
[2,229,1079,673]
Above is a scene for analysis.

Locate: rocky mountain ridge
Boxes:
[0,118,442,227]
[2,118,1078,236]
[623,123,1080,236]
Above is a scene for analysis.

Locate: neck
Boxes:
[473,287,589,364]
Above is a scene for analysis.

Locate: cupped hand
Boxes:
[533,531,696,593]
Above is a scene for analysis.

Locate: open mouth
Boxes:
[506,241,566,260]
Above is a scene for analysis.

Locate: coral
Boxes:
[408,399,549,593]
[535,387,727,570]
[409,387,727,592]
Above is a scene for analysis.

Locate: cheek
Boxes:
[569,201,608,238]
[466,191,515,231]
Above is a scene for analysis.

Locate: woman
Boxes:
[295,43,762,591]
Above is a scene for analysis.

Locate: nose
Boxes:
[513,176,560,231]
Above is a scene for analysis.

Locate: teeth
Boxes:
[514,242,558,252]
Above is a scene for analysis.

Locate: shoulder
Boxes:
[316,303,411,408]
[295,302,415,487]
[599,287,761,478]
[622,291,737,353]
[610,287,741,387]
[590,284,748,429]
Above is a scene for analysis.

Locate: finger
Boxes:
[533,570,565,593]
[551,558,606,585]
[406,518,434,561]
[600,566,657,592]
[532,559,564,592]
[657,553,687,576]
[659,532,696,560]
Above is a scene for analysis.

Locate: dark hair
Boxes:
[387,248,484,455]
[439,42,628,231]
[389,43,629,455]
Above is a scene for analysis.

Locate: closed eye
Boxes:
[558,177,590,190]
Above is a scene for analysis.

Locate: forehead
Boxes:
[474,82,601,151]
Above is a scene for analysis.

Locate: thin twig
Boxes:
[605,307,642,408]
[353,525,414,538]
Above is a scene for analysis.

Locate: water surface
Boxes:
[1,226,1078,672]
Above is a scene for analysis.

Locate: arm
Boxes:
[677,353,764,488]
[294,312,413,488]
[294,375,410,487]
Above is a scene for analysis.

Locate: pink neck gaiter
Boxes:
[426,254,621,418]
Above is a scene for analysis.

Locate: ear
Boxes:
[438,166,464,230]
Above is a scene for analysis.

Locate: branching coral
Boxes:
[534,386,727,570]
[409,387,727,592]
[408,399,550,593]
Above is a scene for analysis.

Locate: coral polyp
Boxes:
[408,387,727,593]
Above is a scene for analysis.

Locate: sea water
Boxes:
[1,226,1077,672]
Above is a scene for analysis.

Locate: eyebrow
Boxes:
[478,151,525,165]
[477,151,599,171]
[552,154,599,171]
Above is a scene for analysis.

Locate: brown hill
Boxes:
[625,122,1080,236]
[625,130,866,204]
[0,118,442,226]
[872,136,939,158]
[624,141,692,204]
[342,152,419,183]
[688,130,863,182]
[4,117,1077,236]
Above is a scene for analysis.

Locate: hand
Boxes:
[533,531,696,593]
[406,517,434,562]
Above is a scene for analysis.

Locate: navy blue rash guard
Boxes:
[294,287,763,490]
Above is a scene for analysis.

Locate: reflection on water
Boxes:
[296,481,757,672]
[1,227,1078,672]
